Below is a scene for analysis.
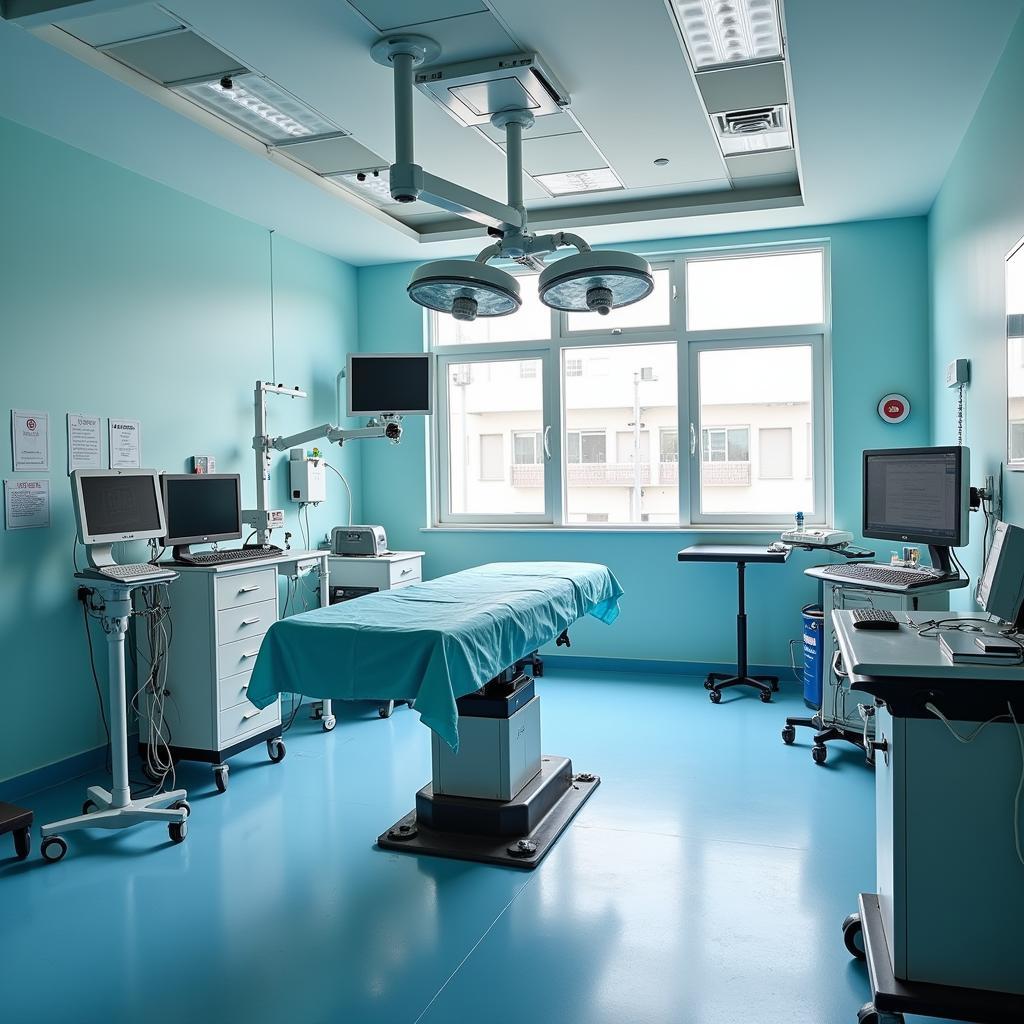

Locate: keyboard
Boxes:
[94,563,172,582]
[822,563,940,588]
[852,608,899,630]
[176,547,281,566]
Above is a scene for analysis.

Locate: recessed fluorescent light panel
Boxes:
[175,74,341,144]
[714,105,791,155]
[675,0,782,70]
[329,167,394,206]
[534,167,623,197]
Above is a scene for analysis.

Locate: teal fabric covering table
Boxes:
[246,562,623,750]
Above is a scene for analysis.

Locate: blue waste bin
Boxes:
[802,604,824,709]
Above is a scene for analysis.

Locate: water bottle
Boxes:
[794,511,805,533]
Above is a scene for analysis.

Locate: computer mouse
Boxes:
[767,542,788,553]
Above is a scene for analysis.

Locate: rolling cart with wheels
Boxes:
[0,801,33,861]
[677,545,789,703]
[140,729,286,795]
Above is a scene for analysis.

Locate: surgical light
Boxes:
[408,260,522,322]
[674,0,782,70]
[538,250,655,316]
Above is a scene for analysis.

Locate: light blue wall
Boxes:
[357,218,931,666]
[929,12,1024,606]
[0,115,360,784]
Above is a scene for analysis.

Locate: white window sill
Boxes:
[422,524,802,535]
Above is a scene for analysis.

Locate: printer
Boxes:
[331,525,388,557]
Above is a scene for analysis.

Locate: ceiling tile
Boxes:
[282,136,384,174]
[520,132,606,177]
[697,61,789,114]
[110,31,244,85]
[59,6,183,47]
[345,0,486,32]
[726,149,797,179]
[478,110,580,144]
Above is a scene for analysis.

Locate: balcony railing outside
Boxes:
[511,462,656,487]
[701,460,751,486]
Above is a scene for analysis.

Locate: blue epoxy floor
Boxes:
[0,671,944,1024]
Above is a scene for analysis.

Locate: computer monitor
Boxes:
[978,521,1024,628]
[862,446,970,574]
[346,353,433,417]
[161,474,242,554]
[72,470,166,567]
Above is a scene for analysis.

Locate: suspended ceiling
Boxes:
[0,0,1021,265]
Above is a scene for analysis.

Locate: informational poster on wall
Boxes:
[108,418,141,469]
[11,409,49,471]
[4,478,50,530]
[67,413,102,472]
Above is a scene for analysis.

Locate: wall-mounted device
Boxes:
[331,525,387,557]
[289,449,326,503]
[190,455,216,474]
[780,528,853,547]
[945,358,970,388]
[346,353,434,417]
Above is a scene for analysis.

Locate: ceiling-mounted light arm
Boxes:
[371,34,527,234]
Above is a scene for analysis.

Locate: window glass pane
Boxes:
[433,274,550,345]
[566,268,672,333]
[660,428,678,463]
[563,343,678,525]
[1011,421,1024,462]
[447,360,544,514]
[698,346,813,515]
[686,251,824,331]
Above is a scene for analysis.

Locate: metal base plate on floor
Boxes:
[378,755,599,869]
[859,892,1024,1022]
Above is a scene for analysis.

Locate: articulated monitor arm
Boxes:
[268,418,402,452]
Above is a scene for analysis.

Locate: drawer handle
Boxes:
[240,681,249,691]
[400,568,413,576]
[242,708,261,720]
[240,650,261,660]
[241,617,261,626]
[238,585,261,594]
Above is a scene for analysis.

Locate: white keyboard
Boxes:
[96,563,171,582]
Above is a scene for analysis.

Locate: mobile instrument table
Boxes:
[833,610,1024,1024]
[677,544,790,703]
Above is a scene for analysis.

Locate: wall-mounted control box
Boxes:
[289,449,326,503]
[945,358,970,388]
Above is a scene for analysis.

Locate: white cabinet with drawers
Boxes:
[139,561,285,793]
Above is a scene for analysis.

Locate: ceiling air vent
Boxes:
[713,105,790,155]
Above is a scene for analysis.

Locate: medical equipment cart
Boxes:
[833,611,1024,1024]
[782,567,967,764]
[139,549,330,793]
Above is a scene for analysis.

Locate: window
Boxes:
[701,427,749,463]
[431,246,830,528]
[479,434,504,481]
[1011,421,1024,462]
[686,250,824,331]
[759,427,793,479]
[567,430,606,464]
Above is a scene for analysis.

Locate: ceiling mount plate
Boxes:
[369,34,441,68]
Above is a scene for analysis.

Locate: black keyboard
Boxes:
[822,563,939,588]
[176,548,280,566]
[852,608,899,630]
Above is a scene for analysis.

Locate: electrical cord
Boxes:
[323,461,353,527]
[82,601,112,773]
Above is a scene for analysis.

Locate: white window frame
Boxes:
[428,242,832,529]
[701,425,750,464]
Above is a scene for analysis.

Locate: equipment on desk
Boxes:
[977,520,1024,629]
[938,630,1022,665]
[161,473,243,562]
[767,541,787,553]
[179,547,281,566]
[332,524,388,557]
[781,527,854,548]
[289,449,326,503]
[862,445,970,576]
[852,608,899,630]
[246,562,621,868]
[346,352,434,417]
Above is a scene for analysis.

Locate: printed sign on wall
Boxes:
[108,418,141,469]
[11,409,49,471]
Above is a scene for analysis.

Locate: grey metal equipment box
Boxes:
[431,695,542,801]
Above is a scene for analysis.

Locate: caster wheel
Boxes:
[709,690,722,704]
[214,766,229,794]
[268,738,286,763]
[378,705,393,719]
[843,912,866,959]
[168,819,188,844]
[781,724,796,745]
[312,706,324,720]
[41,836,68,863]
[170,799,191,818]
[322,716,337,732]
[759,689,773,703]
[14,828,31,861]
[857,1002,903,1024]
[82,799,98,815]
[812,744,828,765]
[770,679,780,692]
[703,678,713,690]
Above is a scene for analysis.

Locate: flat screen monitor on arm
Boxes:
[346,353,433,417]
[71,469,167,568]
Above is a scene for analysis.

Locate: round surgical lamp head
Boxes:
[538,250,654,316]
[408,260,521,322]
